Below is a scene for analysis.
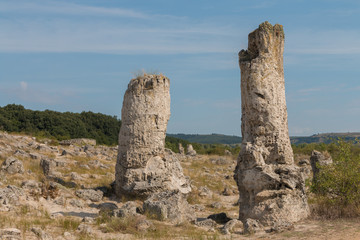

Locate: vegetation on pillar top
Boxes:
[239,21,284,63]
[258,21,284,38]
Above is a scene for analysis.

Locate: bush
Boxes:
[310,139,360,218]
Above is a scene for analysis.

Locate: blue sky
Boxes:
[0,0,359,136]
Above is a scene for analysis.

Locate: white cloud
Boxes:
[20,81,28,91]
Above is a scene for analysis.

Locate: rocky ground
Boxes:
[0,131,359,240]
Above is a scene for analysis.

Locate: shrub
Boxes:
[310,139,360,218]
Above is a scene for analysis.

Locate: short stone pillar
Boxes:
[115,74,190,198]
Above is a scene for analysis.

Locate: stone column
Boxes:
[115,74,190,198]
[235,22,309,231]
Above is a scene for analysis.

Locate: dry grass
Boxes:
[141,221,220,239]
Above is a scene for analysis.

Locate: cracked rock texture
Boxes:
[234,21,309,230]
[115,74,190,198]
[310,150,333,182]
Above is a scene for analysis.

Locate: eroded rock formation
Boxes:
[310,150,333,181]
[234,22,309,231]
[186,144,196,156]
[115,74,191,198]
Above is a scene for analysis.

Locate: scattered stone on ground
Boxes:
[143,190,191,223]
[1,157,24,174]
[75,189,103,202]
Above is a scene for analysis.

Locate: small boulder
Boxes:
[75,189,103,202]
[0,228,22,240]
[31,227,53,240]
[243,218,263,234]
[194,218,217,228]
[136,219,153,231]
[21,180,42,190]
[198,186,213,198]
[29,153,42,160]
[210,202,222,209]
[13,149,29,158]
[70,172,81,181]
[222,186,234,196]
[21,180,42,196]
[191,204,205,212]
[221,219,243,235]
[0,185,24,205]
[224,149,232,156]
[111,201,137,218]
[40,158,56,176]
[54,196,66,206]
[97,202,118,212]
[68,199,84,208]
[1,157,24,174]
[77,223,92,235]
[37,144,58,153]
[143,190,190,222]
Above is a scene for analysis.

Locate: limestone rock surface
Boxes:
[1,157,24,174]
[143,190,191,223]
[115,74,190,198]
[75,189,103,202]
[111,201,138,218]
[0,228,22,240]
[0,185,24,205]
[310,150,333,181]
[186,144,196,156]
[178,143,185,155]
[234,21,309,230]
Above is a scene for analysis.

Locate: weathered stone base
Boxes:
[115,153,191,198]
[236,160,309,231]
[143,190,192,223]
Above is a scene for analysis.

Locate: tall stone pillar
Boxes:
[235,22,309,231]
[115,74,190,198]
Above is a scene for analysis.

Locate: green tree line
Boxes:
[0,104,241,155]
[0,104,121,145]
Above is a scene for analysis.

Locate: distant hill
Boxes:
[167,133,242,144]
[168,133,360,145]
[290,133,360,144]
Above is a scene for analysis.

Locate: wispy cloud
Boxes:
[287,29,360,55]
[0,0,148,19]
[0,0,241,54]
[0,81,75,105]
